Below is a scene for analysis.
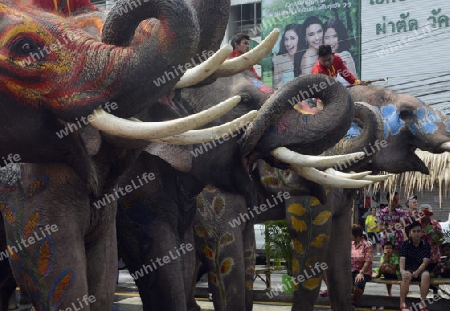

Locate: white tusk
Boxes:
[90,96,241,139]
[214,29,280,76]
[175,45,233,88]
[291,165,373,188]
[271,147,365,168]
[324,168,372,180]
[147,110,257,144]
[363,174,392,182]
[440,142,450,151]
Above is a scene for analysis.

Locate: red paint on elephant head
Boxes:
[31,0,97,15]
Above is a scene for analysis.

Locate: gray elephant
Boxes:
[194,83,450,311]
[124,70,367,311]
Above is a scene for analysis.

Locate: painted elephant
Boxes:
[0,0,224,310]
[124,71,377,311]
[192,100,383,311]
[194,83,450,311]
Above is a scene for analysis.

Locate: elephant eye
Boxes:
[11,38,41,56]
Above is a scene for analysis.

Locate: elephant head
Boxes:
[350,85,450,174]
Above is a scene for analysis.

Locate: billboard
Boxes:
[261,0,361,89]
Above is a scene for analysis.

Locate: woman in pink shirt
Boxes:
[351,224,373,307]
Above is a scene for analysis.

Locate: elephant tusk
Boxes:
[440,142,450,151]
[363,174,392,182]
[90,96,241,139]
[323,169,372,180]
[270,147,365,168]
[211,28,280,77]
[146,110,257,144]
[290,165,374,188]
[175,44,233,88]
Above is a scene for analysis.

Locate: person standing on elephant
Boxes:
[311,44,365,86]
[230,33,261,80]
[351,224,373,307]
[376,192,407,254]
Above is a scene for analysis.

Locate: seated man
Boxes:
[311,44,366,86]
[376,241,400,296]
[399,221,431,311]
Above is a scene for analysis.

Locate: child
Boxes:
[376,242,400,296]
[438,243,450,278]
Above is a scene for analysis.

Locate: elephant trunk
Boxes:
[187,0,230,55]
[323,102,385,171]
[44,0,199,120]
[239,74,354,156]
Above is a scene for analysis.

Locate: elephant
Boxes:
[0,0,239,310]
[192,100,384,311]
[122,70,378,311]
[193,82,450,311]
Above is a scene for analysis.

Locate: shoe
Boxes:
[400,305,409,311]
[319,290,328,297]
[377,307,384,310]
[351,300,358,306]
[372,307,377,310]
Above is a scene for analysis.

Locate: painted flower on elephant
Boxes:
[378,104,405,139]
[409,107,440,135]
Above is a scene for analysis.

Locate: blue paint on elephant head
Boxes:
[408,107,440,135]
[344,122,362,140]
[380,104,405,140]
[446,120,450,132]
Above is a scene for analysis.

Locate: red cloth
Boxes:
[31,0,97,15]
[229,50,261,80]
[311,54,359,85]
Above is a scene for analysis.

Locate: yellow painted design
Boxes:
[0,202,14,224]
[287,203,306,217]
[290,216,308,232]
[292,259,300,274]
[302,277,322,290]
[23,211,40,238]
[310,234,330,248]
[310,197,321,206]
[293,239,304,254]
[305,256,321,267]
[313,211,331,225]
[246,280,253,290]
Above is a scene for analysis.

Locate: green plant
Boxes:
[264,220,294,276]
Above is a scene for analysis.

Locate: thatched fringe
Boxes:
[368,151,450,209]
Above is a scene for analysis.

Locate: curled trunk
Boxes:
[323,101,385,171]
[239,74,354,157]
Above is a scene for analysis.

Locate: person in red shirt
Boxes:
[311,44,365,86]
[229,33,261,80]
[31,0,97,15]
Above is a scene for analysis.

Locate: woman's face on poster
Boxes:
[283,29,299,55]
[305,23,323,49]
[324,28,339,52]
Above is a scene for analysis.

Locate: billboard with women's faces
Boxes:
[261,0,361,89]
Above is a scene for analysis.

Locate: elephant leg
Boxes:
[242,221,255,311]
[182,229,201,311]
[326,189,353,311]
[131,223,188,311]
[85,207,117,311]
[0,214,17,311]
[0,264,16,311]
[286,196,332,311]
